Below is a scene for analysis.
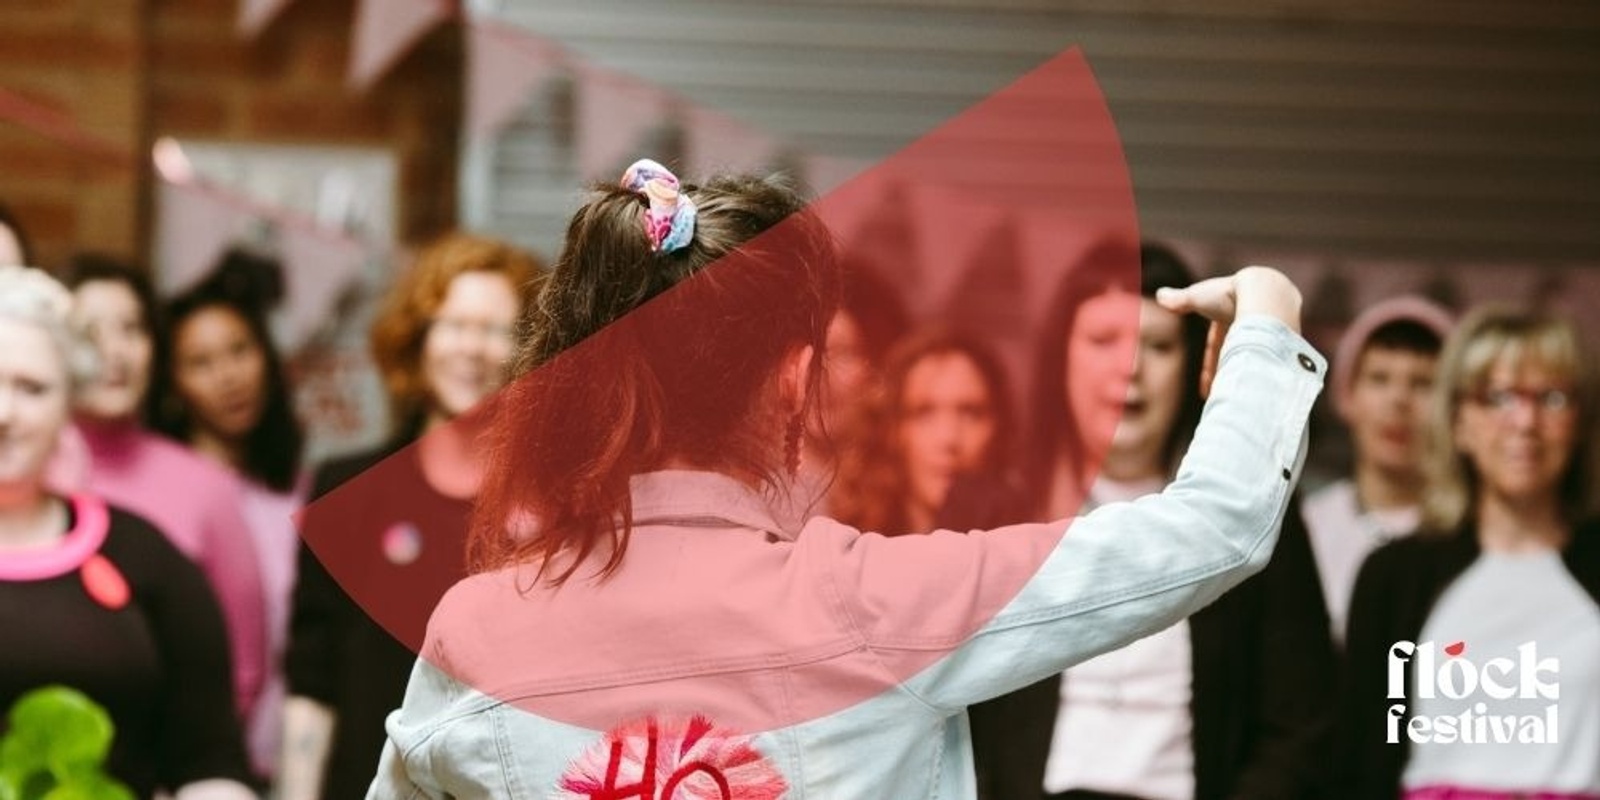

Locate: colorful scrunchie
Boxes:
[620,158,697,254]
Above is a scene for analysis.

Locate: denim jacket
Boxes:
[367,316,1325,799]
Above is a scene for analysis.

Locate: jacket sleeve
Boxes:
[823,315,1326,713]
[365,660,514,800]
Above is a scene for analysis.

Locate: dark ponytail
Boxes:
[470,172,839,584]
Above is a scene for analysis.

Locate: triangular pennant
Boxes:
[154,180,253,298]
[349,0,452,90]
[277,225,369,353]
[682,106,778,177]
[237,0,293,37]
[466,21,564,140]
[902,182,1008,320]
[574,64,670,181]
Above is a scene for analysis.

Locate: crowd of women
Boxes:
[0,161,1595,800]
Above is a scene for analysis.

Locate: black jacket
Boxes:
[947,475,1337,800]
[1336,518,1600,800]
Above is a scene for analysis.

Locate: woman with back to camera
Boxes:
[155,259,308,783]
[59,253,268,732]
[962,241,1335,800]
[832,328,1014,536]
[278,232,541,800]
[0,265,255,800]
[1340,307,1600,800]
[368,161,1322,798]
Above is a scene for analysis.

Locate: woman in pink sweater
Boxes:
[59,253,267,729]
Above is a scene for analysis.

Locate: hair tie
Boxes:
[620,159,697,254]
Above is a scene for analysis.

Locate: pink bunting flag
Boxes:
[153,179,253,298]
[349,0,453,91]
[575,63,670,181]
[466,21,564,140]
[682,106,778,178]
[237,0,293,37]
[277,224,369,353]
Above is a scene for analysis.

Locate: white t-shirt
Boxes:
[1402,548,1600,795]
[1042,476,1195,800]
[1303,479,1420,645]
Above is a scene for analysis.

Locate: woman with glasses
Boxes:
[1339,307,1600,800]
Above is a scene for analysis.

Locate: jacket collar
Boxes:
[628,470,798,541]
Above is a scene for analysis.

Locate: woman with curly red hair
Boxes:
[279,233,542,800]
[831,328,1013,536]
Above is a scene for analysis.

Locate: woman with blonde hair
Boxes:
[1340,306,1600,800]
[0,265,255,799]
[279,233,542,800]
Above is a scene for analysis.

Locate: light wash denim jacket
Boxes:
[367,316,1325,799]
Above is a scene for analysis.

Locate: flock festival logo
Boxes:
[1386,640,1562,745]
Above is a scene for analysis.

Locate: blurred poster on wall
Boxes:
[151,140,399,464]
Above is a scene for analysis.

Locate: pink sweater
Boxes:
[75,420,267,723]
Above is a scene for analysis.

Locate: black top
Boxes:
[1336,519,1600,800]
[947,475,1338,800]
[0,497,251,799]
[283,442,473,799]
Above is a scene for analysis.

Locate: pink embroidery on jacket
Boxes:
[554,716,787,800]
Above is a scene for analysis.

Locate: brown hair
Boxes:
[369,233,543,431]
[469,172,839,584]
[1023,239,1204,504]
[831,328,1014,535]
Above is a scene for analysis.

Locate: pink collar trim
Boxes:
[0,494,111,581]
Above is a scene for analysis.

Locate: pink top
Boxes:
[75,420,267,722]
[238,477,306,778]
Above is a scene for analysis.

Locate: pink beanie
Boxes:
[1331,295,1456,418]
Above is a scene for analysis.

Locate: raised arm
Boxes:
[829,268,1325,711]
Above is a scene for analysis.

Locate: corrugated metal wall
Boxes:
[464,0,1600,265]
